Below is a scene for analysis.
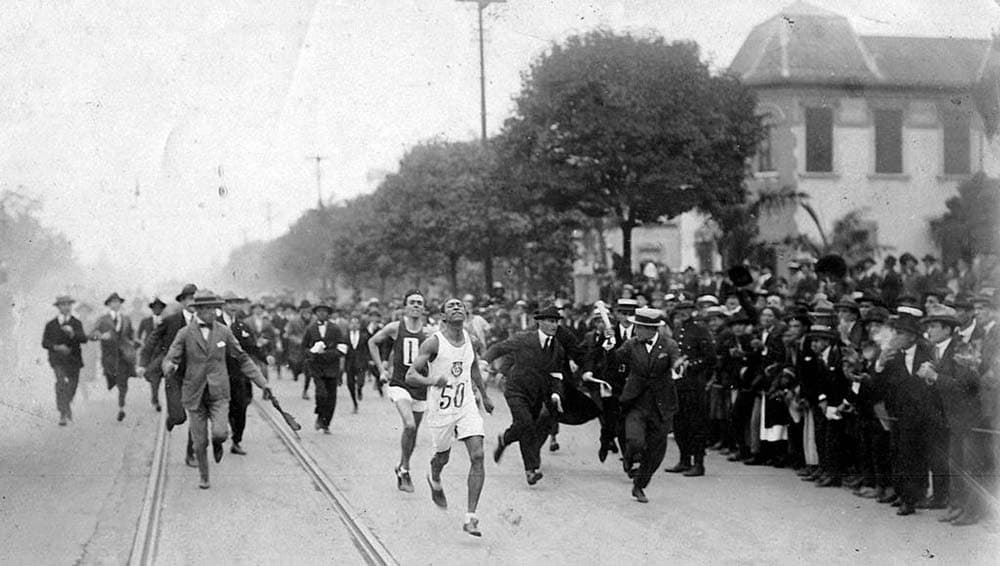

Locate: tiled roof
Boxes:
[730,1,993,90]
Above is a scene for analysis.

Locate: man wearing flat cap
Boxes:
[90,292,137,422]
[163,290,272,490]
[42,295,89,425]
[486,305,568,486]
[610,307,678,503]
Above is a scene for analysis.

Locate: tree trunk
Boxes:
[483,253,494,294]
[620,218,635,280]
[448,254,460,295]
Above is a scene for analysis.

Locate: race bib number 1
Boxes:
[402,337,419,366]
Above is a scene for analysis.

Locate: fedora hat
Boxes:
[53,295,75,306]
[806,323,838,341]
[888,314,922,336]
[312,302,334,314]
[922,305,959,328]
[628,307,665,327]
[533,306,562,320]
[175,283,198,302]
[861,306,890,324]
[190,290,224,309]
[148,297,167,310]
[297,300,313,311]
[221,291,247,304]
[104,292,125,306]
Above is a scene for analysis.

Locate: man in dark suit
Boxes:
[612,307,678,503]
[876,312,941,516]
[486,306,567,486]
[140,283,198,463]
[137,297,167,411]
[90,292,138,422]
[343,314,372,413]
[219,292,259,455]
[163,290,272,489]
[304,303,347,433]
[803,323,848,487]
[42,295,89,425]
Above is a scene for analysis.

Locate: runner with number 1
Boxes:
[367,289,429,493]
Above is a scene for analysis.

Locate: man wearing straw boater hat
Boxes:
[163,290,273,489]
[41,295,89,426]
[610,307,678,503]
[90,292,138,422]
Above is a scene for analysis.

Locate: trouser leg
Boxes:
[928,425,950,502]
[228,379,249,444]
[346,369,359,409]
[635,416,667,490]
[502,393,543,471]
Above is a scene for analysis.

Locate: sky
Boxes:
[2,0,998,287]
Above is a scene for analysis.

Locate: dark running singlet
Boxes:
[389,319,428,401]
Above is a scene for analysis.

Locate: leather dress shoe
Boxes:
[549,440,560,452]
[896,502,915,516]
[198,478,210,490]
[891,499,903,508]
[493,434,507,463]
[683,464,705,477]
[815,476,842,487]
[632,486,648,503]
[726,454,744,462]
[58,415,68,426]
[743,456,767,466]
[185,454,198,468]
[844,477,864,489]
[230,443,247,455]
[212,440,224,463]
[664,461,692,473]
[598,445,609,463]
[608,441,619,454]
[876,490,898,504]
[855,487,879,499]
[526,470,543,485]
[117,410,126,422]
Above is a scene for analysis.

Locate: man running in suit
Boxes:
[137,297,167,411]
[219,292,259,455]
[612,307,678,503]
[90,292,137,422]
[486,306,566,486]
[163,290,272,489]
[344,314,371,413]
[41,295,89,425]
[304,302,347,434]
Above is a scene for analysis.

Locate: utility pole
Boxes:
[457,0,505,146]
[307,155,327,208]
[264,201,276,239]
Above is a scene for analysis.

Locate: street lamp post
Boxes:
[457,0,505,146]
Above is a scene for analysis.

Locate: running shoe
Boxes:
[396,466,414,493]
[462,517,482,537]
[427,475,447,509]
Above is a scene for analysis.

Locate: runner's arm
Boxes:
[367,321,398,368]
[405,335,445,387]
[470,351,494,414]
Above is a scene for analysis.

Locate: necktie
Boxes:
[544,337,552,352]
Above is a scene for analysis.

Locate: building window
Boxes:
[757,122,775,173]
[942,108,971,175]
[805,107,833,173]
[874,109,903,174]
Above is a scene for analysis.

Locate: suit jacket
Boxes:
[42,316,88,369]
[344,328,372,372]
[137,315,161,345]
[92,313,136,378]
[303,321,346,378]
[249,315,277,360]
[933,339,980,430]
[140,310,190,380]
[219,314,259,390]
[614,336,678,421]
[163,319,264,409]
[878,341,943,427]
[485,330,564,401]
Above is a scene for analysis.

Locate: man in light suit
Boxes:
[41,295,89,425]
[486,306,566,486]
[163,290,271,489]
[612,307,678,503]
[90,292,137,422]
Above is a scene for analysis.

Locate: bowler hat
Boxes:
[533,306,562,320]
[922,305,959,327]
[104,292,125,306]
[53,295,75,306]
[312,303,333,314]
[148,297,167,310]
[190,290,224,309]
[175,283,198,302]
[628,307,665,327]
[298,300,313,311]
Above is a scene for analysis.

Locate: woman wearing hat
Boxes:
[89,292,138,422]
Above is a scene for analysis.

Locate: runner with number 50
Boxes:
[406,297,494,537]
[367,289,429,493]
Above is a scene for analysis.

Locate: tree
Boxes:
[931,172,1000,265]
[500,31,763,276]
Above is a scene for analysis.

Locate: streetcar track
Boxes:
[252,398,398,566]
[127,398,397,566]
